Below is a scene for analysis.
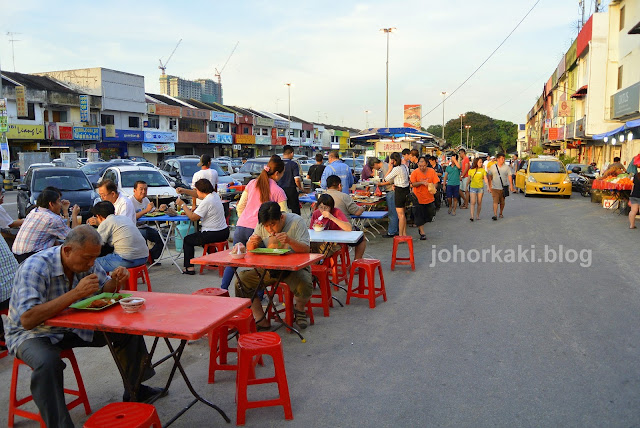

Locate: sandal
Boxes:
[419,234,427,240]
[294,309,308,330]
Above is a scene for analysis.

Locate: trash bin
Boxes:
[174,221,195,253]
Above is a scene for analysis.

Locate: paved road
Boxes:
[1,189,639,427]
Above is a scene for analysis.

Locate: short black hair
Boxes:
[459,148,466,154]
[194,178,214,194]
[326,175,341,188]
[43,186,62,196]
[496,153,506,159]
[91,200,115,218]
[257,201,282,224]
[402,149,411,155]
[282,145,294,155]
[36,189,61,209]
[99,179,118,193]
[410,149,420,158]
[316,193,335,210]
[134,180,147,189]
[613,157,621,162]
[315,153,324,163]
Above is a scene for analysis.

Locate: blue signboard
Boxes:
[144,131,177,143]
[73,126,100,140]
[101,129,144,142]
[211,111,235,123]
[208,133,233,144]
[274,119,289,128]
[79,95,90,122]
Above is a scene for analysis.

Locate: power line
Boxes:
[421,0,541,121]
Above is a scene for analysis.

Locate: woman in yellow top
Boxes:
[468,158,490,221]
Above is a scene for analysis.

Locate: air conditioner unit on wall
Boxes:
[217,123,224,129]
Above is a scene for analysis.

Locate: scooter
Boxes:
[570,166,593,197]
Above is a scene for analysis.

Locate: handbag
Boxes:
[495,164,509,197]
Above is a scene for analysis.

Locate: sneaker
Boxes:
[294,309,308,330]
[419,234,427,240]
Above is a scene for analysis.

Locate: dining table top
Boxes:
[44,291,250,341]
[308,229,364,244]
[139,214,189,222]
[190,251,324,271]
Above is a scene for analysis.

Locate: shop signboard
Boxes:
[105,124,116,138]
[7,124,45,140]
[255,135,271,145]
[101,128,144,142]
[1,134,9,171]
[255,117,274,127]
[288,137,301,147]
[181,107,209,120]
[301,137,313,147]
[142,143,175,153]
[79,95,90,122]
[211,111,235,123]
[403,104,421,129]
[548,128,559,140]
[565,122,575,139]
[15,86,27,117]
[236,134,255,145]
[559,99,572,117]
[208,132,233,144]
[611,82,640,119]
[152,104,181,117]
[73,126,100,140]
[0,99,7,132]
[59,125,73,140]
[375,141,409,154]
[575,117,585,138]
[274,119,289,129]
[144,131,176,143]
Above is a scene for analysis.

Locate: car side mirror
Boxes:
[169,182,176,188]
[16,184,28,191]
[169,171,178,178]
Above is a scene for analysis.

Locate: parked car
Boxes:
[127,156,149,162]
[230,157,272,184]
[99,166,178,206]
[81,160,136,186]
[16,167,100,219]
[515,158,571,198]
[342,158,364,181]
[213,160,236,174]
[1,161,21,182]
[160,158,233,189]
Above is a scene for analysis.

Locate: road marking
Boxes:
[2,202,17,206]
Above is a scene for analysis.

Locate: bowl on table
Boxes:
[313,224,325,232]
[230,251,246,259]
[119,297,146,313]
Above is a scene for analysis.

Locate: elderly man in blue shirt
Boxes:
[320,150,354,194]
[3,225,161,428]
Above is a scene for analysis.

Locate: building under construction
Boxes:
[159,75,222,104]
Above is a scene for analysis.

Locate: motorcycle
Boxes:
[569,166,594,197]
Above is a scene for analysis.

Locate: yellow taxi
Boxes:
[515,157,572,198]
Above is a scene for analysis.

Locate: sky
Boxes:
[0,0,603,131]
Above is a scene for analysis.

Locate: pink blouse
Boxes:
[236,178,287,229]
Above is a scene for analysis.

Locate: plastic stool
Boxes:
[236,332,293,425]
[308,265,332,322]
[324,245,349,286]
[125,264,152,292]
[208,308,260,383]
[9,349,91,427]
[192,287,230,298]
[346,259,387,308]
[83,402,161,427]
[391,235,415,271]
[199,241,229,276]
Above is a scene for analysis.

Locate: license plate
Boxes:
[542,186,558,191]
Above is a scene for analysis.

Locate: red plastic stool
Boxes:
[346,259,387,308]
[9,349,91,427]
[391,235,415,271]
[125,264,152,292]
[208,308,261,384]
[199,241,229,276]
[0,308,7,360]
[192,287,230,298]
[236,332,293,425]
[308,265,332,322]
[83,402,161,428]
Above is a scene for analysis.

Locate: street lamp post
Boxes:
[465,125,471,148]
[459,113,465,147]
[441,91,447,140]
[364,110,371,129]
[380,28,396,128]
[285,83,292,145]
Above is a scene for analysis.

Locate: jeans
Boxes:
[16,333,154,428]
[96,254,148,272]
[386,191,399,235]
[221,226,254,289]
[139,227,163,261]
[183,228,230,268]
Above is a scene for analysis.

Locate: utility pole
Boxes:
[7,32,21,72]
[441,92,447,140]
[380,28,396,128]
[465,125,471,148]
[459,113,465,147]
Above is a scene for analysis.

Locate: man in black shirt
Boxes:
[277,145,303,214]
[307,153,325,191]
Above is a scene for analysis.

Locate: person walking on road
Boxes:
[307,153,326,191]
[444,154,461,216]
[468,157,489,221]
[278,145,304,214]
[380,152,411,237]
[487,153,515,221]
[410,156,439,240]
[459,148,470,209]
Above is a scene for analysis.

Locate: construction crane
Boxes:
[214,41,239,103]
[158,39,182,76]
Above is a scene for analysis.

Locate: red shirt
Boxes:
[309,208,349,231]
[461,156,470,178]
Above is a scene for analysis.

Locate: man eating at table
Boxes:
[3,226,161,428]
[236,202,312,330]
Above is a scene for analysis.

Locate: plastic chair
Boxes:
[125,264,152,292]
[391,235,415,271]
[83,402,161,428]
[346,259,387,308]
[9,349,91,427]
[199,241,229,276]
[236,332,293,425]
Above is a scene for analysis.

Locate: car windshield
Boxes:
[179,161,201,177]
[240,160,268,174]
[33,172,92,192]
[567,164,590,173]
[121,171,170,188]
[81,163,107,175]
[530,161,566,174]
[209,163,228,176]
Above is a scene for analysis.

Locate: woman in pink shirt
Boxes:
[221,155,287,289]
[309,193,353,257]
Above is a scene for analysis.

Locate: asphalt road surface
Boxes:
[1,189,639,427]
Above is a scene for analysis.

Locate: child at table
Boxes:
[309,194,366,260]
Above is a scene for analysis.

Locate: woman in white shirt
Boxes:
[380,152,411,236]
[176,179,229,275]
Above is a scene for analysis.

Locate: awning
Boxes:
[629,20,640,34]
[593,118,640,140]
[570,85,588,98]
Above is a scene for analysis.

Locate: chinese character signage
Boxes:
[144,131,177,143]
[558,100,572,117]
[0,99,7,132]
[106,124,116,138]
[142,143,175,153]
[79,95,90,122]
[208,133,233,144]
[236,135,255,145]
[403,104,422,129]
[73,126,100,140]
[182,108,209,120]
[375,141,409,154]
[15,86,27,117]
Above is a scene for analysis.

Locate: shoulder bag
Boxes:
[495,164,509,197]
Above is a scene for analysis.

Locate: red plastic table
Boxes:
[190,252,323,341]
[45,291,250,426]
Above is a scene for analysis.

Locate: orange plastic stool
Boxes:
[9,349,91,428]
[0,308,7,359]
[192,287,230,298]
[208,308,260,384]
[199,241,229,276]
[346,259,387,308]
[236,332,293,425]
[83,402,161,428]
[308,265,332,322]
[391,235,415,271]
[125,264,152,292]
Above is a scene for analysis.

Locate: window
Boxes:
[89,113,98,126]
[18,103,36,120]
[243,126,250,134]
[618,65,623,90]
[129,116,140,128]
[52,111,68,122]
[169,118,177,130]
[262,128,268,136]
[620,6,625,31]
[101,114,115,125]
[147,115,159,129]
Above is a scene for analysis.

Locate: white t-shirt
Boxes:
[194,193,227,232]
[0,205,14,228]
[114,193,137,224]
[129,195,152,228]
[192,168,218,190]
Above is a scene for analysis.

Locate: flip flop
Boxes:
[470,218,474,222]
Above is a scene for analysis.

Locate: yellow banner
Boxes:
[15,86,27,117]
[106,124,116,138]
[7,124,45,140]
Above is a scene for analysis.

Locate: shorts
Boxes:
[395,186,410,207]
[445,185,460,199]
[491,188,505,205]
[629,197,640,206]
[469,187,484,194]
[460,177,469,191]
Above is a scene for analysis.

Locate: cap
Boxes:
[197,154,212,167]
